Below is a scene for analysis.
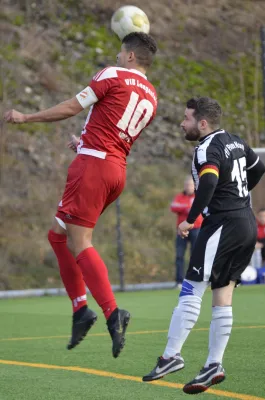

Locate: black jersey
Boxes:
[192,129,259,216]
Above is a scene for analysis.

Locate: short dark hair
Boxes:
[258,208,265,213]
[122,32,157,68]
[186,97,222,128]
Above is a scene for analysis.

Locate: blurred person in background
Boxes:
[256,208,265,263]
[255,208,265,283]
[170,176,203,287]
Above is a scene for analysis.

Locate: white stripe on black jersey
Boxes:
[197,129,225,165]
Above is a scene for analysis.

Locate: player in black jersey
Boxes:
[142,97,265,394]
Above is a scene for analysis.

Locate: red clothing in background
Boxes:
[171,192,203,229]
[257,221,265,240]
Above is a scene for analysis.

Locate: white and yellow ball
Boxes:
[111,6,150,40]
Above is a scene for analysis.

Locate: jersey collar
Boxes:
[115,66,148,80]
[129,69,148,80]
[199,129,225,143]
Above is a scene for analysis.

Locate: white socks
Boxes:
[205,306,233,367]
[163,280,209,359]
[162,280,233,365]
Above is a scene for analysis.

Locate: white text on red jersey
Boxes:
[124,79,157,104]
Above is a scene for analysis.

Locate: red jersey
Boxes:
[170,192,203,229]
[257,221,265,240]
[76,67,157,167]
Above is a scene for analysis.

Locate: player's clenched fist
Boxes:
[178,220,194,239]
[4,109,26,124]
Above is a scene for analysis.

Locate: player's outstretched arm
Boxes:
[4,97,83,124]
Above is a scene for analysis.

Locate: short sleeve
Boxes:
[197,142,223,170]
[89,67,120,100]
[76,86,98,108]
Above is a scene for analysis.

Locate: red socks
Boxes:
[48,230,87,313]
[76,247,117,320]
[48,230,117,319]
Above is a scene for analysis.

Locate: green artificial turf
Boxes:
[0,286,264,400]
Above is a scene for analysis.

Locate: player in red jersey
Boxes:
[4,32,157,357]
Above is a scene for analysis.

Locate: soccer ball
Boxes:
[111,5,150,40]
[241,265,258,285]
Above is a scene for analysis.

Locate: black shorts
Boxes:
[186,207,257,289]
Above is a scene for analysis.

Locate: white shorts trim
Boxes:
[55,217,66,230]
[79,148,106,159]
[203,225,223,281]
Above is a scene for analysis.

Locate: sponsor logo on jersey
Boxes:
[79,89,89,99]
[119,131,131,143]
[224,141,244,158]
[124,78,157,103]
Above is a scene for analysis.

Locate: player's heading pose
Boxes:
[143,97,265,393]
[4,32,158,358]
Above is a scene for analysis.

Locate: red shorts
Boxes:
[56,155,126,228]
